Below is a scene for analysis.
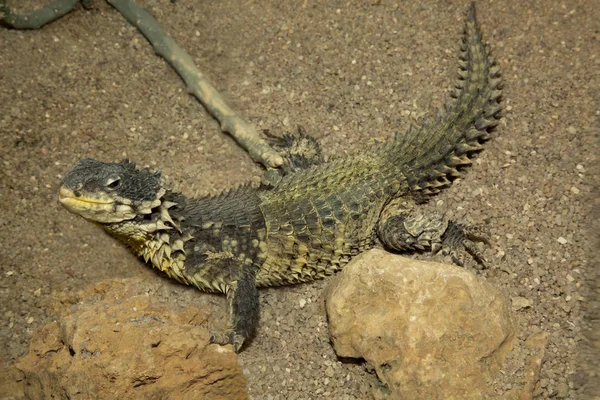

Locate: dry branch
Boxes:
[1,0,283,170]
[107,0,283,169]
[0,0,78,29]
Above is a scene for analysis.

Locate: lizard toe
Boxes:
[442,221,489,268]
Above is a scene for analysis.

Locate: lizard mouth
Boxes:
[58,186,136,223]
[59,186,114,206]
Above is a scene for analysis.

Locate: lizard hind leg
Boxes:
[377,202,490,267]
[378,213,448,254]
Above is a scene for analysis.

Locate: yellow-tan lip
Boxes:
[58,186,114,205]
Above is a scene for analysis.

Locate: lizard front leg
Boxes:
[377,199,489,266]
[210,268,259,353]
[263,126,324,184]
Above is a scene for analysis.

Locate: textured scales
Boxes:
[59,4,502,351]
[256,2,501,283]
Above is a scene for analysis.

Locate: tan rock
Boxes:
[0,364,25,400]
[10,278,247,400]
[326,249,544,400]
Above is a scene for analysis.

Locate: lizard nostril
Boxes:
[74,191,82,198]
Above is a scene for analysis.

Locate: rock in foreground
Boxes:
[326,249,544,400]
[12,278,247,400]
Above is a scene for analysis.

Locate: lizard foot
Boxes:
[209,329,246,353]
[263,126,323,179]
[440,221,490,268]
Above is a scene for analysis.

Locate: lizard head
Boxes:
[59,158,165,224]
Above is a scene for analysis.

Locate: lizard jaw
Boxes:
[59,186,137,223]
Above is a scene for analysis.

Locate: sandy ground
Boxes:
[0,0,598,399]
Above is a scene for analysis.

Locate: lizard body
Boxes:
[59,4,502,351]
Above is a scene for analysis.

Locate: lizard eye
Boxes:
[105,177,121,191]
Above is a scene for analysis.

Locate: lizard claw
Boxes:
[441,221,489,268]
[210,329,246,353]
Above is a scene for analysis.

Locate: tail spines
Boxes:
[388,3,502,197]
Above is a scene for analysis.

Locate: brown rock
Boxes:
[326,249,544,400]
[0,364,25,400]
[10,278,247,400]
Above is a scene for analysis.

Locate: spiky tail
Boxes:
[388,3,502,197]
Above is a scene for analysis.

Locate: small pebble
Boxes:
[511,296,531,310]
[557,237,568,245]
[325,366,335,378]
[556,382,569,398]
